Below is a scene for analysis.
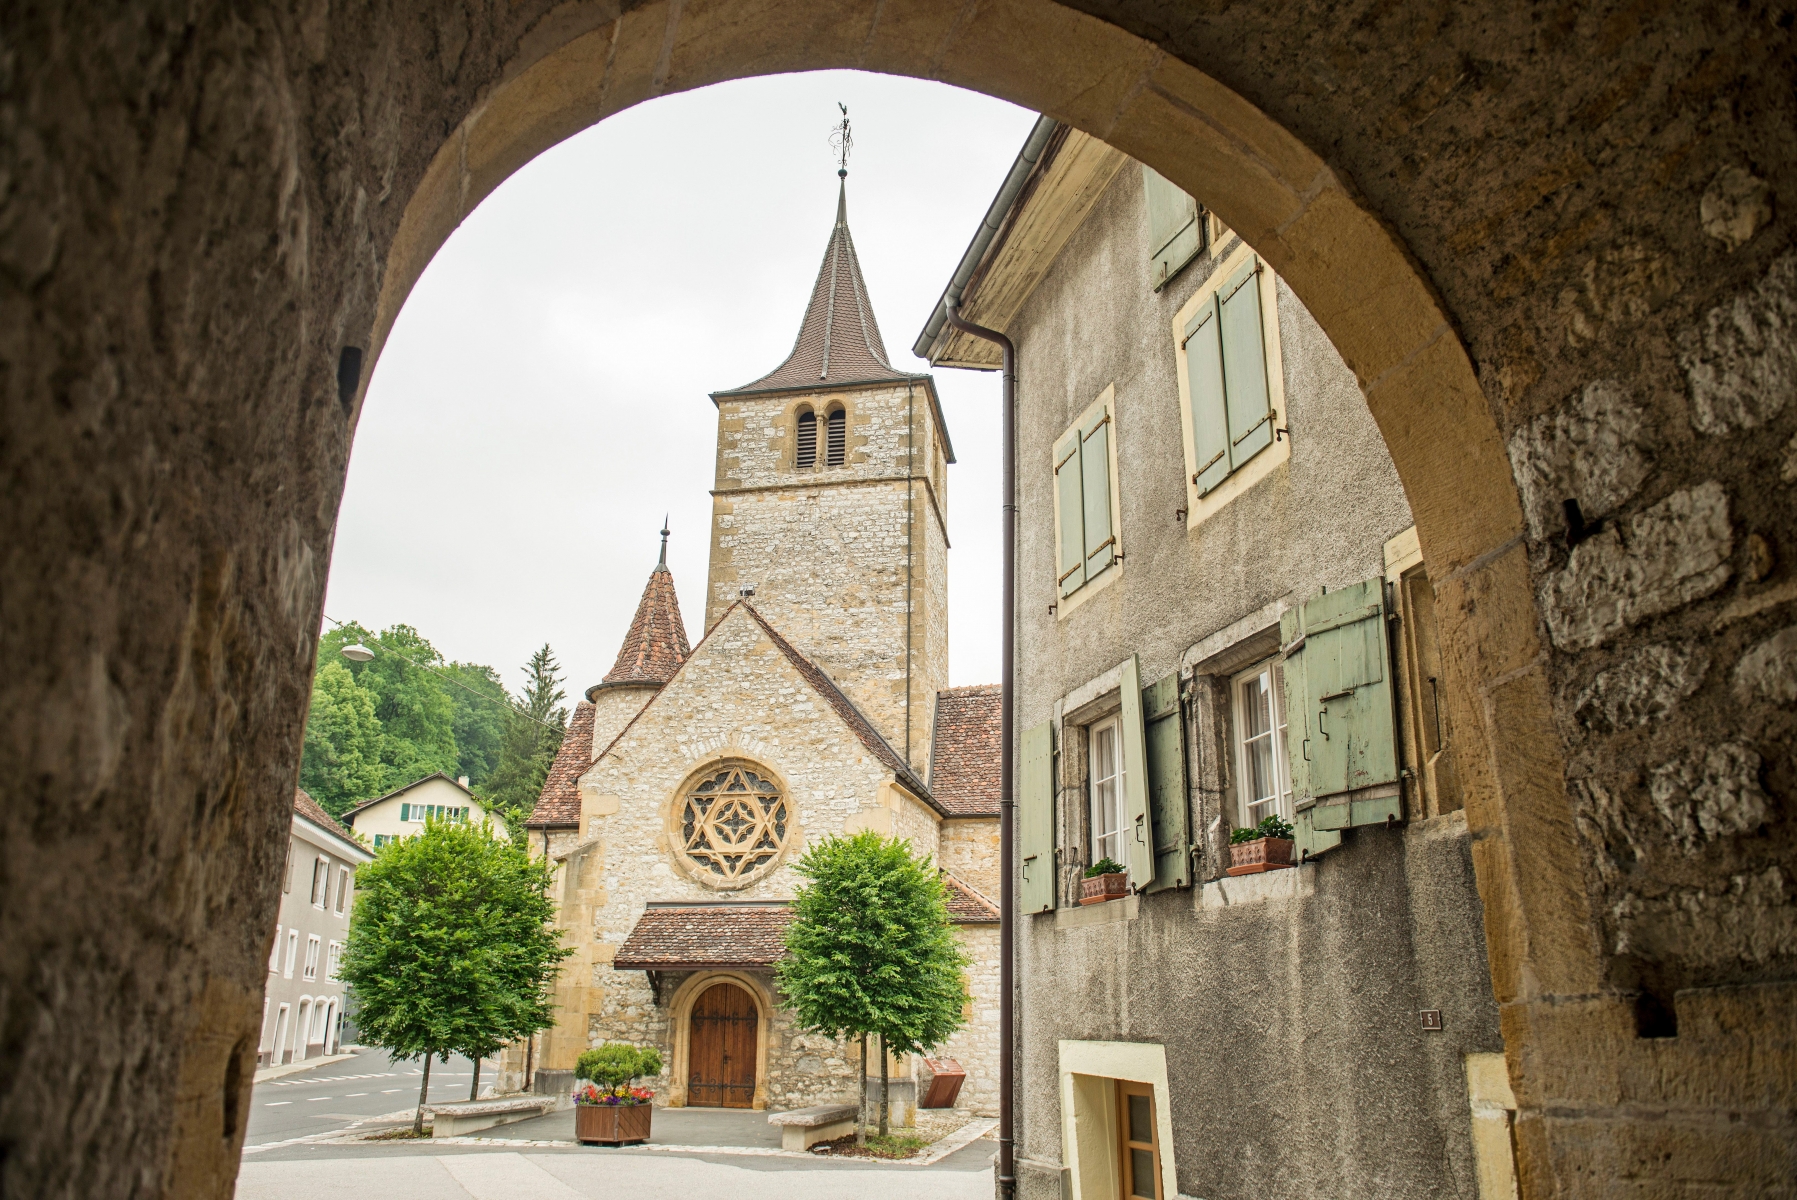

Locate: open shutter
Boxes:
[1281,606,1341,859]
[1143,166,1202,290]
[1218,260,1274,468]
[1184,299,1231,496]
[1300,580,1402,832]
[1019,719,1056,913]
[1142,671,1190,892]
[400,803,410,822]
[1118,655,1155,890]
[1079,408,1115,579]
[1054,430,1086,598]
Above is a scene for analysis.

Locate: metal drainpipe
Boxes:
[944,300,1017,1200]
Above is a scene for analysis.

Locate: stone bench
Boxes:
[428,1094,560,1138]
[768,1103,859,1152]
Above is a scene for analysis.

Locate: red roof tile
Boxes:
[603,563,691,687]
[929,685,1002,817]
[294,787,358,845]
[613,905,793,970]
[524,700,595,829]
[942,872,1000,923]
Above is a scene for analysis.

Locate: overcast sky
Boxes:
[326,71,1038,698]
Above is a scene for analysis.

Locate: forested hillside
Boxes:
[301,621,568,835]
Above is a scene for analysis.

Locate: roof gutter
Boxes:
[912,115,1059,363]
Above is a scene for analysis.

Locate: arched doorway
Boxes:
[685,981,759,1109]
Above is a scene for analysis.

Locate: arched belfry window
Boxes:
[795,408,817,468]
[825,406,846,467]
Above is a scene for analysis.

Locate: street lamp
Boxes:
[340,643,375,662]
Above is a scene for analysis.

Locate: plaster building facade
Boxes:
[515,187,1002,1117]
[921,121,1509,1200]
[342,772,507,847]
[259,790,372,1067]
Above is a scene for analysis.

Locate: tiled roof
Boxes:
[942,872,1000,923]
[928,685,1002,817]
[524,700,595,829]
[294,788,357,845]
[613,905,794,970]
[716,183,923,396]
[603,562,691,687]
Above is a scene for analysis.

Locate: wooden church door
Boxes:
[687,981,758,1108]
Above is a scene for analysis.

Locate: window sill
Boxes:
[1196,862,1314,912]
[1055,893,1138,930]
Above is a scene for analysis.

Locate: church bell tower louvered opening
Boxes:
[705,176,956,771]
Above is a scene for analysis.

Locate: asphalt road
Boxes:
[246,1049,485,1147]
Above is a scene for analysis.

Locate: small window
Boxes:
[335,867,350,914]
[1117,1080,1163,1199]
[1052,390,1120,603]
[283,841,293,893]
[311,856,330,907]
[825,406,846,467]
[795,408,817,468]
[373,834,389,848]
[1089,717,1126,866]
[284,929,299,978]
[270,925,283,973]
[1232,660,1292,828]
[325,940,342,983]
[303,935,321,982]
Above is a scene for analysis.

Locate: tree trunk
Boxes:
[878,1034,889,1138]
[469,1056,481,1101]
[413,1055,433,1135]
[857,1034,867,1148]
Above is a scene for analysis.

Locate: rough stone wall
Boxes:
[4,2,1793,1196]
[585,684,658,761]
[940,818,1002,900]
[939,923,1002,1115]
[706,382,950,770]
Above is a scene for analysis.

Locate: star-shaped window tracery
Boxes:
[679,765,789,885]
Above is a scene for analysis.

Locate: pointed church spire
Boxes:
[601,528,691,688]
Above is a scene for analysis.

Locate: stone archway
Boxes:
[666,971,775,1111]
[4,3,1791,1198]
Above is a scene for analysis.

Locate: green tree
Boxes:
[482,645,568,837]
[341,818,572,1132]
[777,831,970,1139]
[299,660,386,815]
[446,661,509,790]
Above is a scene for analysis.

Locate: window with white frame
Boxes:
[325,940,342,983]
[283,929,299,978]
[335,866,350,914]
[270,925,282,973]
[1089,716,1127,866]
[1232,660,1292,829]
[303,935,321,982]
[311,855,329,907]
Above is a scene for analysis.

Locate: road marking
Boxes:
[382,1089,401,1093]
[307,1096,331,1102]
[346,1093,367,1097]
[265,1102,291,1107]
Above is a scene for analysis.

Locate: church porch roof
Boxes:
[612,902,793,971]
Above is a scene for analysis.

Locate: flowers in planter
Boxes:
[1083,857,1126,879]
[573,1043,663,1107]
[1229,814,1294,845]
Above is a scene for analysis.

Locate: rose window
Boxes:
[678,764,790,885]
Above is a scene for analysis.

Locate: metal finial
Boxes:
[830,103,852,179]
[659,516,670,567]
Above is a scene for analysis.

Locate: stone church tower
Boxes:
[706,184,954,773]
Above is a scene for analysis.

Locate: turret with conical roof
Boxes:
[703,178,953,773]
[596,521,691,692]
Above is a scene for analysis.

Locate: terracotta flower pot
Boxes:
[1079,871,1130,905]
[575,1102,653,1145]
[1226,836,1296,876]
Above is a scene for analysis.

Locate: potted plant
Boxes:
[1079,857,1130,905]
[1227,814,1297,876]
[573,1043,663,1145]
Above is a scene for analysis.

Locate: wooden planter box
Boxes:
[1079,872,1130,905]
[1226,837,1295,876]
[575,1103,652,1145]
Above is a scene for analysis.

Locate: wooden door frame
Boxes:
[1117,1079,1163,1200]
[666,971,773,1110]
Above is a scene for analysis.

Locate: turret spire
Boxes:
[600,529,691,688]
[659,515,670,568]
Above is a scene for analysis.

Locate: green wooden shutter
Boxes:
[1281,606,1341,859]
[1118,655,1155,890]
[1079,408,1115,579]
[1054,430,1086,598]
[1300,580,1402,832]
[1184,299,1231,496]
[1142,671,1190,892]
[1019,719,1057,913]
[1218,260,1274,467]
[400,803,410,822]
[1143,166,1201,290]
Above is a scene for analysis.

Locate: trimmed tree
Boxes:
[776,830,970,1140]
[341,817,571,1132]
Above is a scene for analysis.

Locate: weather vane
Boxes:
[830,103,852,179]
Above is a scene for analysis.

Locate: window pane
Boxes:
[1240,672,1279,825]
[1091,724,1123,863]
[1128,1092,1152,1143]
[1130,1148,1157,1198]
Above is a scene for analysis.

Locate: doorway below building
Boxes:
[687,981,758,1108]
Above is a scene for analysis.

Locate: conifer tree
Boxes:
[341,817,571,1133]
[777,831,970,1140]
[482,644,568,837]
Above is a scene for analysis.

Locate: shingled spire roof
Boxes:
[717,182,924,396]
[598,528,691,689]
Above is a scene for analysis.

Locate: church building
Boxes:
[516,181,1001,1118]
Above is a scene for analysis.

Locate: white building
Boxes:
[261,789,373,1067]
[341,772,508,847]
